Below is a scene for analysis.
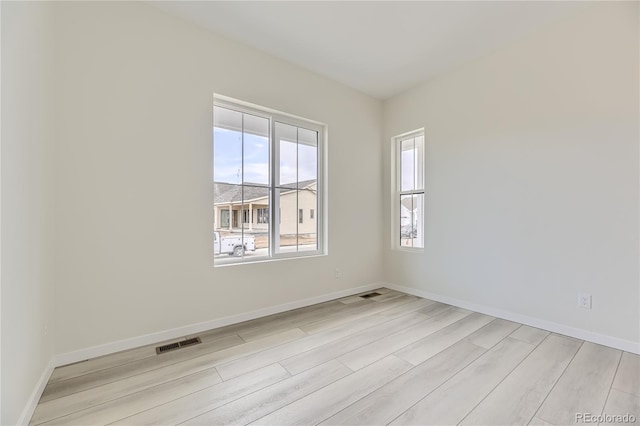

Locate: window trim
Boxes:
[213,95,327,265]
[391,129,425,252]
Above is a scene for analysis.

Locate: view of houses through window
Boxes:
[213,100,323,265]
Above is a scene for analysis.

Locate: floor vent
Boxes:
[359,292,382,299]
[179,337,201,348]
[156,337,201,354]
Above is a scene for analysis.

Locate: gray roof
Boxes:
[214,180,316,204]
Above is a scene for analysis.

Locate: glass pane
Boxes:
[413,193,424,248]
[214,107,243,185]
[214,107,270,265]
[276,188,298,253]
[298,128,317,185]
[276,122,298,187]
[298,185,318,252]
[400,137,415,191]
[297,128,318,252]
[242,185,270,260]
[214,185,271,264]
[213,188,244,264]
[414,135,424,190]
[274,123,320,255]
[400,194,414,248]
[243,114,269,186]
[400,193,423,249]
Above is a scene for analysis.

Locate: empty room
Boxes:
[1,1,638,425]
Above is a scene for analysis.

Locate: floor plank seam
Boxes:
[332,358,355,373]
[44,333,244,389]
[455,330,552,426]
[277,312,433,376]
[320,358,423,426]
[49,332,244,386]
[383,340,490,425]
[39,337,245,404]
[172,365,298,426]
[298,305,385,334]
[395,313,492,367]
[30,365,225,426]
[253,356,408,426]
[529,340,585,425]
[240,368,342,426]
[338,317,445,372]
[385,320,541,426]
[597,350,623,419]
[106,364,289,426]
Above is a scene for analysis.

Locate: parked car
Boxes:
[214,231,256,257]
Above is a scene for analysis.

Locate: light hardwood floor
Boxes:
[32,289,639,425]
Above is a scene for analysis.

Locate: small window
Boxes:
[393,130,424,250]
[310,209,315,219]
[214,96,325,265]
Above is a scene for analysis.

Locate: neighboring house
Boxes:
[214,180,317,236]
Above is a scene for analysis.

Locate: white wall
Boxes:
[1,2,56,424]
[383,2,639,346]
[54,2,383,354]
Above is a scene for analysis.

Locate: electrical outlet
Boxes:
[578,293,592,309]
[335,269,341,279]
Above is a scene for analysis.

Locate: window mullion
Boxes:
[296,127,299,252]
[241,113,245,258]
[271,117,279,257]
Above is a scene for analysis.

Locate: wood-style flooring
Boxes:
[31,289,639,425]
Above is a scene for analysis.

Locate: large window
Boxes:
[393,130,424,250]
[213,96,324,265]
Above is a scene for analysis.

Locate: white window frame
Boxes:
[214,95,327,265]
[391,129,425,252]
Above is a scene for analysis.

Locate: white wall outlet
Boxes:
[335,269,341,279]
[578,293,592,309]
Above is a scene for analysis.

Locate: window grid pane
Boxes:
[400,137,415,192]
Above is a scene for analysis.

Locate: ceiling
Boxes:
[152,1,584,100]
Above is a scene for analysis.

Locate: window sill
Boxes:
[392,247,425,254]
[214,252,327,268]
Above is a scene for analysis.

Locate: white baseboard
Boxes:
[17,358,55,426]
[385,283,640,355]
[53,282,383,367]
